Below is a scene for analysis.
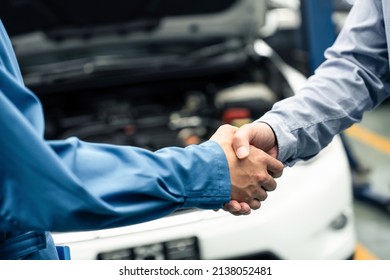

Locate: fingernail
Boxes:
[236,146,249,158]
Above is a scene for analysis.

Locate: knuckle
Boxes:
[254,173,268,183]
[232,133,241,142]
[221,124,236,132]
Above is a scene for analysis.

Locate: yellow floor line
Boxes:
[354,242,379,260]
[346,124,390,156]
[345,125,383,260]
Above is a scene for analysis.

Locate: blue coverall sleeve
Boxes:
[259,0,390,166]
[0,21,231,233]
[0,80,231,232]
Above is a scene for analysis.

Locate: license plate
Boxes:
[97,237,200,260]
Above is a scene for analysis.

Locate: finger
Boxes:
[232,125,253,159]
[258,187,268,201]
[241,184,268,203]
[265,157,284,178]
[238,202,251,215]
[223,200,247,216]
[223,200,241,213]
[248,199,261,210]
[258,175,277,192]
[223,201,253,216]
[246,146,284,180]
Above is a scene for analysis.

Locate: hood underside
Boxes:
[1,0,258,38]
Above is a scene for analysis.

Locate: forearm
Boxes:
[48,137,231,213]
[0,126,230,232]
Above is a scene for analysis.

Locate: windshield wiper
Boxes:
[22,39,247,86]
[46,19,161,41]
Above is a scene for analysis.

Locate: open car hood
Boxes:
[1,0,266,41]
[2,0,268,92]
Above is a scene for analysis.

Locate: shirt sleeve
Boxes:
[259,0,390,166]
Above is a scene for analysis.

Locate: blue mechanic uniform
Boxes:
[259,0,390,166]
[0,20,231,259]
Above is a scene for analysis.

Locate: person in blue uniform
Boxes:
[0,20,283,259]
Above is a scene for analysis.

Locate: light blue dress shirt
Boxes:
[260,0,390,166]
[0,20,231,259]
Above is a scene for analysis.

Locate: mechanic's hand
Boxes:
[210,124,283,214]
[232,122,278,159]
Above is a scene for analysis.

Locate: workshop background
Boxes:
[2,0,390,260]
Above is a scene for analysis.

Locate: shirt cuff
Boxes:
[257,114,299,167]
[182,141,231,209]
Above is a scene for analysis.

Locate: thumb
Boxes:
[232,125,252,159]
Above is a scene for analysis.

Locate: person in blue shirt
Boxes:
[229,0,389,203]
[0,20,284,259]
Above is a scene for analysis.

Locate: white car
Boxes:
[4,0,357,259]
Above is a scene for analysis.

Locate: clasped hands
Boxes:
[210,123,282,216]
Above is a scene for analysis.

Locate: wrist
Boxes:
[254,121,279,158]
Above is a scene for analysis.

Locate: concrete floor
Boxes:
[344,101,390,260]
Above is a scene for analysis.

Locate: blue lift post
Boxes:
[300,0,390,213]
[300,0,336,73]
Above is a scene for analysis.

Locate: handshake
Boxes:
[209,123,283,216]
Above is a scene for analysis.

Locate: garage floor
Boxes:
[344,101,390,260]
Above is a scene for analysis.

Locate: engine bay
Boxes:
[39,56,291,150]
